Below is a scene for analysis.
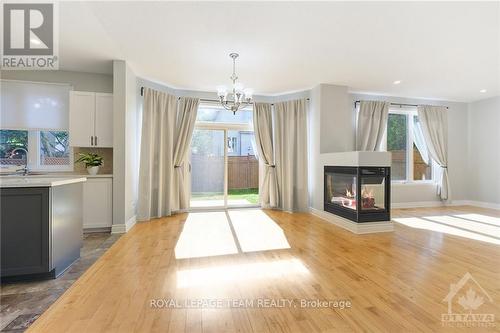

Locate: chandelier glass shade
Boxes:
[217,53,253,114]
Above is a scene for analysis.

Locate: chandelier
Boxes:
[217,53,253,114]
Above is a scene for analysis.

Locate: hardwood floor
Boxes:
[27,206,500,332]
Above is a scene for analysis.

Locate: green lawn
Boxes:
[191,188,259,204]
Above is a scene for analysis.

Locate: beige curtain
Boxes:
[274,99,308,212]
[356,101,390,151]
[137,88,177,220]
[417,105,450,200]
[253,102,279,208]
[171,97,199,211]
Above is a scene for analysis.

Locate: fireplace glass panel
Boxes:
[325,172,357,211]
[360,177,386,211]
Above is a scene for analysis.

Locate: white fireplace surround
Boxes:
[310,151,394,234]
[320,151,391,167]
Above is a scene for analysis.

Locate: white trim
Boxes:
[111,224,125,234]
[310,207,394,234]
[392,201,445,209]
[0,79,73,88]
[449,200,500,210]
[83,227,111,234]
[391,180,437,186]
[111,215,137,234]
[392,200,500,210]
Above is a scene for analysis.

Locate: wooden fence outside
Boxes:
[191,155,258,193]
[228,156,259,190]
[391,147,432,181]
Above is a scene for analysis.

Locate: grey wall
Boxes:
[0,70,113,93]
[113,61,139,229]
[467,96,500,205]
[125,66,139,223]
[309,84,352,211]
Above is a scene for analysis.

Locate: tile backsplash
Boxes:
[73,147,113,174]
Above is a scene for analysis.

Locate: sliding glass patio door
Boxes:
[189,103,259,209]
[190,129,225,208]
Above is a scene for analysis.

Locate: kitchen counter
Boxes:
[0,177,87,188]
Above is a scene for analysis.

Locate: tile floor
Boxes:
[0,233,120,332]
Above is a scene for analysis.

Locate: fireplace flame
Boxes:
[362,187,374,199]
[345,189,353,198]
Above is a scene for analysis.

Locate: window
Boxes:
[191,103,258,208]
[387,113,407,180]
[385,109,433,182]
[1,80,72,172]
[0,130,28,167]
[196,103,253,125]
[0,129,72,171]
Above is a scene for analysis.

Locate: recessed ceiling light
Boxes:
[479,89,487,93]
[30,38,41,45]
[393,80,401,85]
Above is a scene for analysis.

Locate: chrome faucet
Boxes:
[11,147,29,176]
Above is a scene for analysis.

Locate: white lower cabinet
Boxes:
[83,177,113,229]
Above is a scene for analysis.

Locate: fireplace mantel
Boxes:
[320,151,391,167]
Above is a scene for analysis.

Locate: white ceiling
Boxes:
[59,1,500,102]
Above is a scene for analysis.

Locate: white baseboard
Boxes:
[111,215,137,234]
[84,227,111,234]
[310,208,394,234]
[392,201,445,209]
[392,200,500,210]
[450,200,500,210]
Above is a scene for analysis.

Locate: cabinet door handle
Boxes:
[91,136,94,146]
[95,136,98,146]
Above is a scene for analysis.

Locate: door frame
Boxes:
[189,121,260,211]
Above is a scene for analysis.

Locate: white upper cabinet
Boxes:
[69,91,113,147]
[69,91,95,147]
[95,93,113,147]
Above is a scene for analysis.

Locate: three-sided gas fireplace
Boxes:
[324,166,390,223]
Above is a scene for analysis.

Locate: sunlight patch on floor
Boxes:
[425,215,500,238]
[174,212,238,259]
[454,214,500,227]
[228,209,291,252]
[393,217,500,245]
[176,258,309,288]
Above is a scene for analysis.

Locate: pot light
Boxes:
[479,89,487,93]
[393,80,401,85]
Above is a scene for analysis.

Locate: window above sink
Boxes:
[0,129,73,172]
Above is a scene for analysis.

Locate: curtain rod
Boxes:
[354,100,449,109]
[140,86,309,105]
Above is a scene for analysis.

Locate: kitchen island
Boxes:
[0,177,86,280]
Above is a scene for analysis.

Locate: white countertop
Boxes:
[0,177,87,188]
